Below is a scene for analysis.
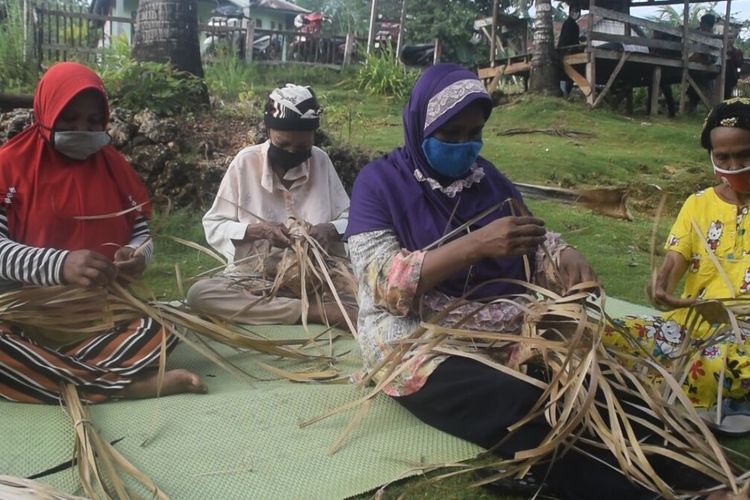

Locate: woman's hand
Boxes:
[309,223,339,251]
[558,247,599,292]
[647,251,694,309]
[417,216,546,295]
[62,249,117,287]
[245,222,291,248]
[470,216,547,259]
[113,246,147,279]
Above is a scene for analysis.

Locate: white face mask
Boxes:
[52,130,111,160]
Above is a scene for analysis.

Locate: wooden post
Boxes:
[367,0,378,55]
[490,0,498,67]
[281,32,288,62]
[716,0,732,102]
[585,0,596,106]
[650,66,661,115]
[244,20,255,63]
[592,52,628,109]
[678,0,689,114]
[396,0,406,58]
[433,38,442,64]
[343,32,354,66]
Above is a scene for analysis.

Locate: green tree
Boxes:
[648,2,717,27]
[735,20,750,54]
[397,0,494,64]
[297,0,497,63]
[0,0,36,93]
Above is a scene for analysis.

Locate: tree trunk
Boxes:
[132,0,204,78]
[529,0,558,95]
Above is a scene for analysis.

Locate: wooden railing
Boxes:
[589,7,722,70]
[32,2,133,64]
[29,4,362,69]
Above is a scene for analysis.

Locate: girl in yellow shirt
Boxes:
[605,98,750,413]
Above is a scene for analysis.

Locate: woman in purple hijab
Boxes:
[346,64,717,499]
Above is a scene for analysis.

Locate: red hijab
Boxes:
[0,62,150,260]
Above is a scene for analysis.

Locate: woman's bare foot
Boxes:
[119,369,207,400]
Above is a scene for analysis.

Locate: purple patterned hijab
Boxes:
[346,63,533,299]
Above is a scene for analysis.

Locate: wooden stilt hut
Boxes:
[478,0,736,114]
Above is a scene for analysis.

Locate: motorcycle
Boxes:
[289,12,326,61]
[373,19,400,52]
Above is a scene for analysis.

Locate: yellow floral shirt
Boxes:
[667,187,750,302]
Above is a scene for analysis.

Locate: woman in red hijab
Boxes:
[0,62,206,403]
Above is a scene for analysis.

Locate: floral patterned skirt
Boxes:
[603,314,750,408]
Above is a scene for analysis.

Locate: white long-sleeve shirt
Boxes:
[203,141,350,262]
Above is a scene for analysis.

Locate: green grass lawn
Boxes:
[142,90,746,499]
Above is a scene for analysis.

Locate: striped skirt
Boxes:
[0,316,178,404]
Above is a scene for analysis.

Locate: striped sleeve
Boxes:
[125,215,153,264]
[0,208,68,286]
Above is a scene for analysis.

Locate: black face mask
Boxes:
[268,142,312,171]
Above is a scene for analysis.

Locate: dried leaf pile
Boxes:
[304,283,748,498]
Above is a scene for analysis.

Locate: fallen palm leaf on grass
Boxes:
[497,127,595,139]
[514,182,633,221]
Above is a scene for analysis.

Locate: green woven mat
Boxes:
[0,325,481,499]
[0,298,657,499]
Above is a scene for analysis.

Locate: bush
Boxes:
[203,43,257,100]
[315,91,365,142]
[353,47,419,99]
[0,1,37,93]
[324,139,377,193]
[203,46,354,102]
[99,52,207,116]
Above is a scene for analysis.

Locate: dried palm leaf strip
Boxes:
[303,284,745,496]
[0,475,88,499]
[0,281,339,383]
[61,383,168,500]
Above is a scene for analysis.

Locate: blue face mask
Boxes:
[421,136,483,179]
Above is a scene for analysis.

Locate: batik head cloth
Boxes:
[701,97,750,150]
[263,84,322,131]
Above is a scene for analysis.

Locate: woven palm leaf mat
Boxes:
[0,298,651,499]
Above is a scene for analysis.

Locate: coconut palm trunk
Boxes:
[529,0,559,95]
[132,0,204,78]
